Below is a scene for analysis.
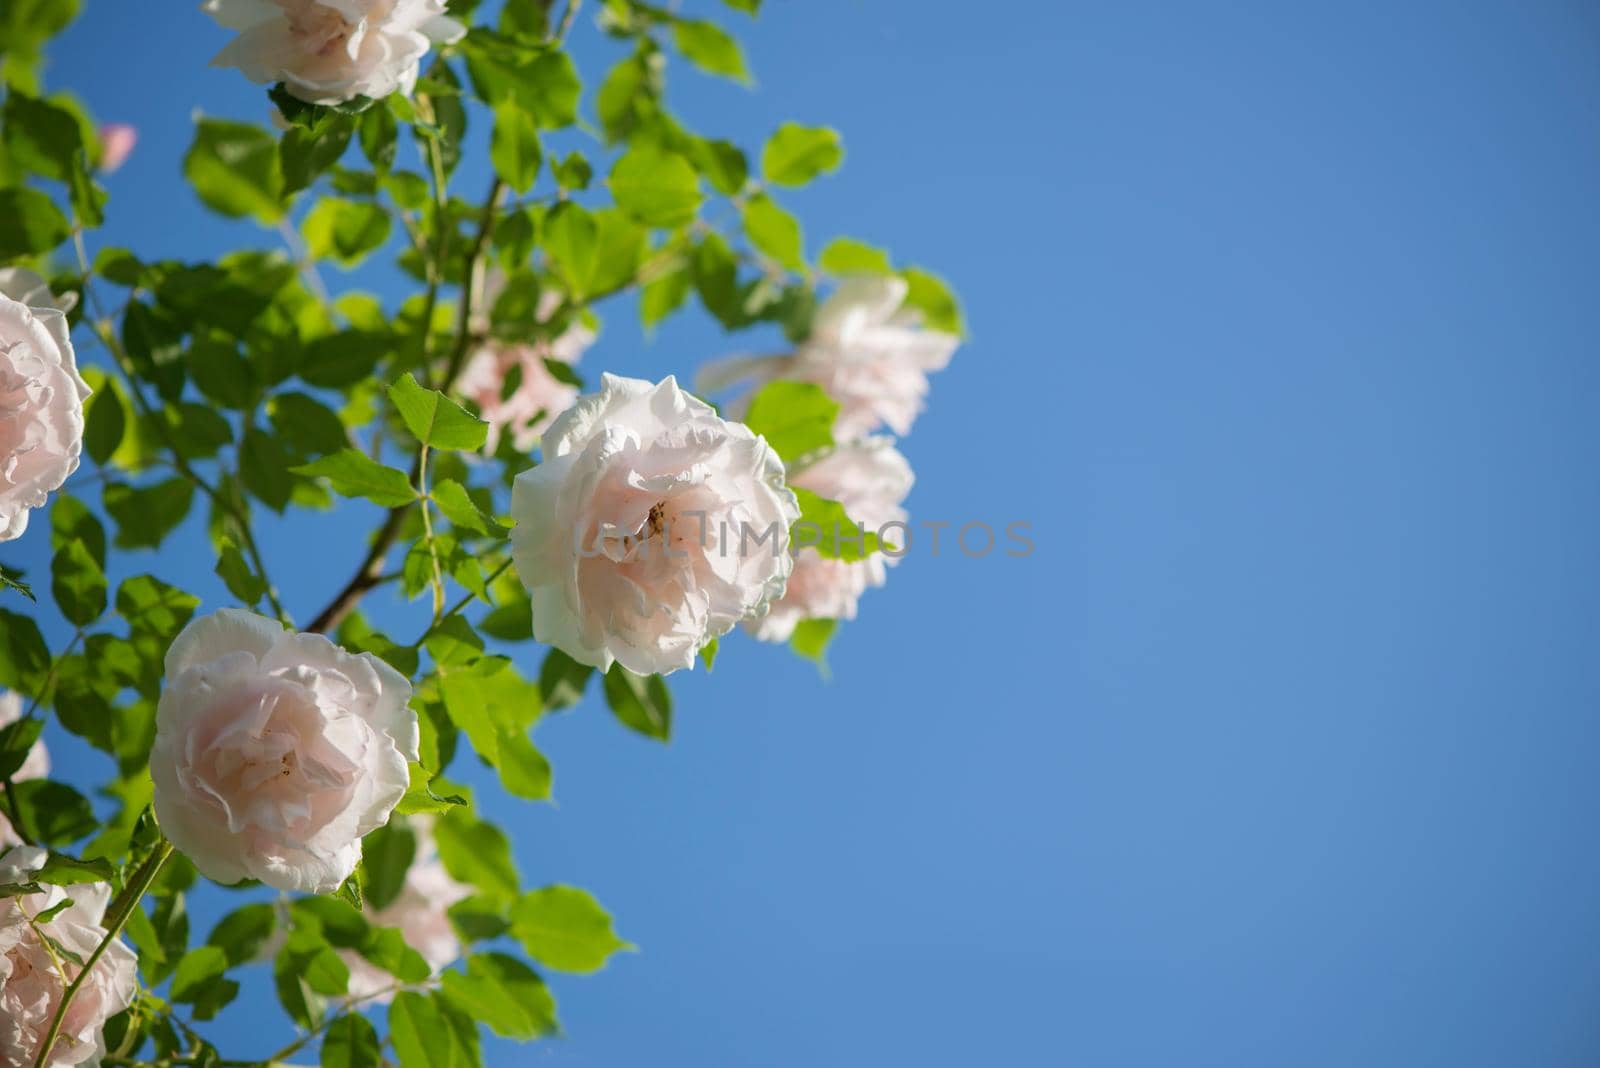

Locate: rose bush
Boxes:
[0,1,963,1064]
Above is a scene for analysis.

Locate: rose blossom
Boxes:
[0,268,90,543]
[0,692,48,848]
[747,438,914,643]
[697,275,958,440]
[0,846,137,1068]
[456,292,594,455]
[150,608,418,893]
[96,124,136,173]
[204,0,466,105]
[338,816,469,1003]
[510,374,800,676]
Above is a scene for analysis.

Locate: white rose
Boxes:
[0,846,138,1068]
[747,438,914,643]
[204,0,466,105]
[150,608,418,894]
[697,275,958,440]
[339,816,470,1003]
[456,291,593,455]
[510,374,800,676]
[0,269,89,543]
[0,692,49,848]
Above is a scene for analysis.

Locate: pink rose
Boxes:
[150,609,418,893]
[204,0,466,105]
[0,269,90,542]
[96,124,136,173]
[698,276,958,440]
[456,298,593,454]
[747,438,914,642]
[0,692,48,848]
[339,817,470,1003]
[0,846,137,1067]
[510,374,800,675]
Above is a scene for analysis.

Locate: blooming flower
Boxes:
[456,292,594,455]
[0,846,137,1068]
[747,438,914,642]
[150,608,418,893]
[339,816,470,1003]
[0,268,89,543]
[96,124,136,173]
[0,692,48,848]
[203,0,466,105]
[510,374,800,675]
[697,275,958,440]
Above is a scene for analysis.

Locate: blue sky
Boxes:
[7,1,1600,1064]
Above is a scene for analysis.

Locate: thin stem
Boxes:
[552,0,582,42]
[32,841,174,1068]
[417,445,446,621]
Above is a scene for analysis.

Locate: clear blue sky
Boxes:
[8,1,1600,1064]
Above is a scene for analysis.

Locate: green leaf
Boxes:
[240,426,295,511]
[0,608,49,691]
[538,649,593,710]
[11,780,96,845]
[215,539,267,605]
[291,450,415,507]
[360,822,415,911]
[900,266,965,336]
[184,117,284,223]
[434,810,518,903]
[609,147,701,228]
[463,32,580,127]
[741,194,804,272]
[430,479,496,534]
[439,953,559,1039]
[743,381,838,463]
[389,992,453,1068]
[543,201,597,296]
[0,569,33,603]
[819,236,892,275]
[269,391,348,458]
[280,115,354,197]
[602,665,671,741]
[0,716,43,780]
[552,151,591,191]
[510,886,632,974]
[303,197,392,267]
[33,853,115,885]
[115,574,199,641]
[170,945,228,1002]
[389,373,489,451]
[700,637,719,671]
[789,617,836,670]
[672,18,750,82]
[50,538,106,627]
[684,136,748,196]
[82,378,127,465]
[496,731,552,800]
[489,100,541,194]
[207,902,277,967]
[760,122,844,187]
[791,486,881,562]
[50,496,104,572]
[102,479,195,550]
[187,335,259,410]
[322,1013,381,1068]
[640,263,692,330]
[0,187,69,257]
[2,92,85,181]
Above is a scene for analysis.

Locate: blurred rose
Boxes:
[457,292,594,455]
[150,608,418,893]
[698,275,958,439]
[339,816,470,1002]
[96,124,136,173]
[747,438,914,642]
